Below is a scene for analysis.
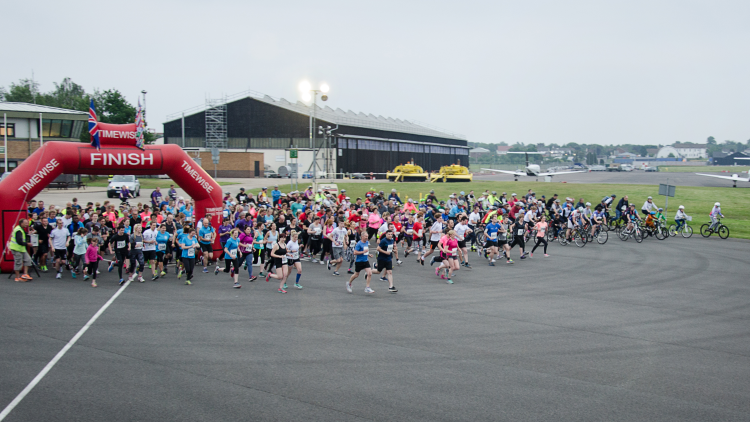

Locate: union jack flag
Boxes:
[89,99,100,150]
[135,98,145,150]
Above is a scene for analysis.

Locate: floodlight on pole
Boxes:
[320,83,330,93]
[299,81,311,93]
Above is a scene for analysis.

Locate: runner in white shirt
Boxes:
[422,215,444,266]
[454,216,473,268]
[142,221,159,280]
[329,224,349,275]
[286,231,303,289]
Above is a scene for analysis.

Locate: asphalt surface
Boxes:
[474,170,750,188]
[1,234,749,421]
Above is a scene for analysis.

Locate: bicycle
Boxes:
[573,227,588,247]
[668,217,693,238]
[617,224,643,243]
[700,219,729,239]
[586,224,608,244]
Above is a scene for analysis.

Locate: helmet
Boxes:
[341,189,346,192]
[585,202,591,206]
[578,207,584,212]
[392,189,397,192]
[678,205,684,209]
[658,208,663,211]
[612,194,616,197]
[511,193,517,196]
[621,206,627,211]
[650,211,656,215]
[492,191,497,195]
[714,202,720,207]
[647,196,653,200]
[460,191,465,195]
[430,190,435,194]
[458,200,465,205]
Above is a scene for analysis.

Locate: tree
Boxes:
[668,153,675,158]
[42,78,88,111]
[639,146,648,157]
[93,89,136,124]
[2,79,40,103]
[707,136,716,145]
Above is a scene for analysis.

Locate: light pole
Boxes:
[299,81,329,187]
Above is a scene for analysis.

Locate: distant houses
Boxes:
[656,143,707,159]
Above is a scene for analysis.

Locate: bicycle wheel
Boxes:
[596,229,608,244]
[655,227,666,240]
[682,225,693,238]
[718,225,729,239]
[700,224,711,238]
[668,225,677,237]
[634,228,643,243]
[558,232,568,245]
[546,230,555,242]
[574,231,586,247]
[617,227,628,241]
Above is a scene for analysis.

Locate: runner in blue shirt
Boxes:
[218,228,242,289]
[154,225,171,279]
[198,218,216,273]
[346,231,374,294]
[484,215,502,266]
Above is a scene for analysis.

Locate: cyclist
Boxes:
[641,196,658,217]
[709,202,724,231]
[625,204,640,233]
[590,207,605,237]
[674,205,688,231]
[645,211,657,231]
[655,208,666,226]
[565,207,582,241]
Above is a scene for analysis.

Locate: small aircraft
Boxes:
[482,152,586,181]
[694,157,750,187]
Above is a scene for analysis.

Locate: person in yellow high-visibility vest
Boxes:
[9,218,33,282]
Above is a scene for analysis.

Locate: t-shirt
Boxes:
[445,238,459,257]
[198,226,215,245]
[430,222,443,242]
[535,222,548,237]
[225,237,240,259]
[455,223,469,241]
[354,240,369,263]
[34,223,53,245]
[286,240,300,260]
[331,227,347,248]
[50,227,69,249]
[485,223,501,241]
[156,232,170,252]
[412,222,423,240]
[378,238,394,262]
[109,233,130,253]
[142,229,157,251]
[181,237,197,258]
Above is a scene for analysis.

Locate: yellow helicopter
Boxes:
[429,160,473,183]
[387,160,429,182]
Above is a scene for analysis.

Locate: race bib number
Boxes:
[186,248,195,258]
[229,250,237,259]
[451,249,458,257]
[349,240,356,248]
[158,243,166,251]
[363,247,369,254]
[314,228,321,235]
[281,256,288,264]
[517,229,524,236]
[204,233,212,241]
[490,232,497,240]
[135,242,143,249]
[292,251,299,259]
[31,234,39,245]
[407,229,414,235]
[117,241,126,249]
[387,244,393,252]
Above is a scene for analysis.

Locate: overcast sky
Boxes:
[4,0,749,146]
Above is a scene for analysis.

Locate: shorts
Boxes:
[332,247,343,260]
[498,240,508,246]
[156,251,165,262]
[54,249,67,260]
[36,243,49,255]
[484,240,498,249]
[429,240,439,250]
[143,250,156,261]
[354,261,371,273]
[200,243,213,253]
[12,250,32,270]
[457,240,466,249]
[567,220,575,229]
[288,258,300,265]
[376,260,393,272]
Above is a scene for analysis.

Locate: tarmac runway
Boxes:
[1,234,749,421]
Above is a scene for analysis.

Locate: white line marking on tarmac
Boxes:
[0,280,131,421]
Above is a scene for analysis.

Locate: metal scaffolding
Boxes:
[205,97,227,149]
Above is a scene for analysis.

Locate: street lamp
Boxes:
[298,81,330,186]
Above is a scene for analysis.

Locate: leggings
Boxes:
[87,261,99,280]
[182,257,196,279]
[72,253,84,271]
[321,238,332,260]
[115,251,126,279]
[128,251,145,273]
[531,237,548,254]
[224,257,239,273]
[308,238,321,257]
[253,248,265,266]
[241,252,254,277]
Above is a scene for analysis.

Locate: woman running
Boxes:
[436,230,460,284]
[178,228,199,285]
[154,224,171,280]
[530,215,550,258]
[266,232,289,293]
[239,226,257,282]
[286,231,303,290]
[222,228,242,288]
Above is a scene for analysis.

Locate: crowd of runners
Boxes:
[7,184,725,293]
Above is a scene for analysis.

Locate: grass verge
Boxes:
[658,165,750,173]
[84,177,238,190]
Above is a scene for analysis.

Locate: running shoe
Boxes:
[91,282,97,288]
[160,271,167,277]
[259,272,265,277]
[396,259,403,265]
[333,271,340,276]
[185,279,191,285]
[214,266,220,275]
[178,269,183,279]
[265,273,270,282]
[42,266,48,272]
[440,273,447,280]
[435,268,440,277]
[489,262,495,267]
[365,287,375,294]
[447,279,454,284]
[283,283,287,289]
[544,254,550,257]
[347,269,354,274]
[21,274,32,281]
[119,278,126,285]
[327,261,331,270]
[420,257,425,266]
[152,275,159,281]
[233,282,241,289]
[430,256,435,266]
[388,286,398,293]
[278,288,287,293]
[249,276,258,282]
[294,283,303,289]
[14,277,26,282]
[139,276,145,283]
[346,282,353,293]
[529,253,533,259]
[202,268,209,273]
[230,268,235,277]
[507,259,514,264]
[83,275,89,281]
[56,272,62,279]
[520,255,527,260]
[320,259,326,266]
[71,271,77,279]
[108,261,115,272]
[96,270,101,274]
[404,250,409,258]
[380,276,388,282]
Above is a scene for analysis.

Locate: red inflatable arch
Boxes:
[0,141,224,273]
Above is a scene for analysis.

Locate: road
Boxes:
[1,234,748,421]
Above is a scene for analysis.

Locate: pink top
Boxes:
[239,233,254,253]
[85,244,103,264]
[535,221,548,237]
[368,213,382,229]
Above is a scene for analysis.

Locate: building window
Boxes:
[40,119,77,138]
[348,139,357,149]
[60,120,73,138]
[0,123,15,137]
[338,138,347,149]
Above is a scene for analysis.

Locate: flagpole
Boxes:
[3,113,7,174]
[39,113,43,147]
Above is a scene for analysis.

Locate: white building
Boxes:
[656,143,707,159]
